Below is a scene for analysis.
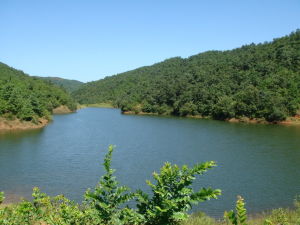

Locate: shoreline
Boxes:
[77,103,114,110]
[122,111,300,126]
[1,106,299,131]
[52,105,75,114]
[0,105,75,132]
[0,117,49,131]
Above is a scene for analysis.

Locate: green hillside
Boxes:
[0,63,77,122]
[73,30,300,122]
[37,76,84,93]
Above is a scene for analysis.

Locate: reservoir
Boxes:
[0,107,300,217]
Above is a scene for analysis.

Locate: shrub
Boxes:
[179,102,198,116]
[85,145,142,225]
[265,208,290,225]
[212,96,236,120]
[224,195,247,225]
[0,192,4,205]
[136,161,221,225]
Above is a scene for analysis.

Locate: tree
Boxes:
[85,145,142,225]
[212,96,236,120]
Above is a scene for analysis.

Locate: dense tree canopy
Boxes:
[0,63,76,122]
[73,30,300,122]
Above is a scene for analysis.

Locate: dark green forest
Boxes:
[36,76,84,93]
[0,63,76,122]
[73,30,300,122]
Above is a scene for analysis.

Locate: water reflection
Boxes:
[0,108,300,217]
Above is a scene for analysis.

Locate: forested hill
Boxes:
[37,76,83,93]
[0,63,77,122]
[73,30,300,122]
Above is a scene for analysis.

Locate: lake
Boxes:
[0,107,300,217]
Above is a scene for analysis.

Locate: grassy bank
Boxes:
[77,103,114,110]
[0,117,49,131]
[52,105,75,114]
[182,206,300,225]
[0,105,76,131]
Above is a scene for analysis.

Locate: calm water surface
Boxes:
[0,108,300,217]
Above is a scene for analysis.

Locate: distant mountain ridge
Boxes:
[72,30,300,122]
[37,76,84,93]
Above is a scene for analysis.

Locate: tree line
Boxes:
[36,76,84,93]
[73,30,300,122]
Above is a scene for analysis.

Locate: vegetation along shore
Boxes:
[0,63,76,131]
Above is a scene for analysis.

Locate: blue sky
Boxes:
[0,0,299,82]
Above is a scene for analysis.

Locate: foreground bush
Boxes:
[136,161,221,225]
[85,145,142,225]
